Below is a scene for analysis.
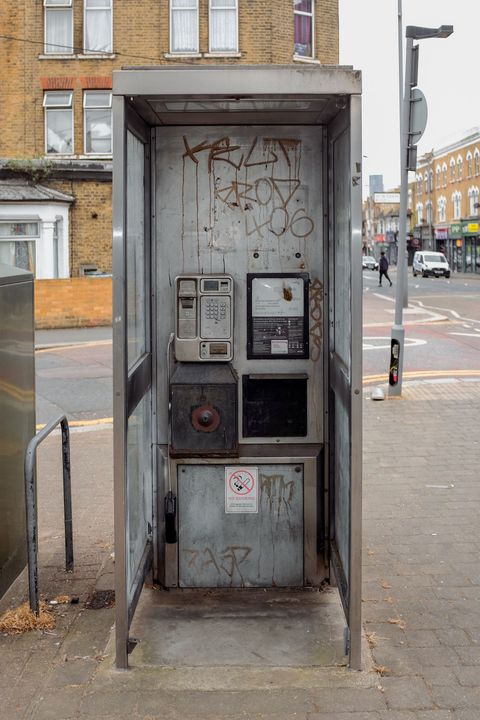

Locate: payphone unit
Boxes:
[174,274,234,362]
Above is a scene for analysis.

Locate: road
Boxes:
[34,271,480,425]
[363,268,480,383]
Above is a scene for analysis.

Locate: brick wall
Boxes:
[2,0,340,326]
[34,277,112,329]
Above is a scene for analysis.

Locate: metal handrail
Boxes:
[24,415,73,615]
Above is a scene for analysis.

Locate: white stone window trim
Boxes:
[452,191,462,220]
[468,186,479,216]
[293,55,320,64]
[0,205,70,279]
[38,53,116,60]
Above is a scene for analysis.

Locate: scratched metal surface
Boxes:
[154,126,325,445]
[178,464,303,587]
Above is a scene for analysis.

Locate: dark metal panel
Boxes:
[0,269,35,600]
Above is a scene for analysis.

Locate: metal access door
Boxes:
[328,99,363,669]
[113,101,153,669]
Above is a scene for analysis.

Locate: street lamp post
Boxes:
[389,24,453,397]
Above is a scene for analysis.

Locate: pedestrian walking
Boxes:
[379,251,392,287]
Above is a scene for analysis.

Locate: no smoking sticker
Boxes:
[225,467,258,513]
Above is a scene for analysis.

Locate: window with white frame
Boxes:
[44,91,73,154]
[457,156,463,180]
[84,0,112,53]
[435,166,441,189]
[424,172,428,194]
[426,201,432,225]
[437,196,446,223]
[466,152,473,178]
[474,150,480,176]
[442,163,448,187]
[294,0,314,58]
[44,0,73,54]
[209,0,238,53]
[452,191,462,220]
[416,203,424,225]
[170,0,199,54]
[0,221,39,275]
[450,158,455,182]
[468,187,479,216]
[429,170,434,193]
[84,91,112,154]
[416,174,422,195]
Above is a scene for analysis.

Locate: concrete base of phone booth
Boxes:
[128,586,347,668]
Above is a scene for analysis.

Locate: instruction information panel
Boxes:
[247,274,309,358]
[225,467,258,513]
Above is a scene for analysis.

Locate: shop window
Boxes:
[209,0,238,53]
[0,222,39,275]
[84,91,112,154]
[44,0,73,54]
[84,0,112,53]
[44,91,73,155]
[294,0,314,59]
[170,0,199,54]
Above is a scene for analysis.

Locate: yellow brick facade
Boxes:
[1,1,339,324]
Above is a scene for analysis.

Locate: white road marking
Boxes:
[363,336,427,350]
[448,332,480,338]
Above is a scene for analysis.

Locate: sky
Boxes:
[339,0,479,196]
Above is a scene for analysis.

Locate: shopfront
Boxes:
[448,223,463,272]
[462,221,480,274]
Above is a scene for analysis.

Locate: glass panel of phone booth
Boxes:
[328,100,362,670]
[113,105,153,668]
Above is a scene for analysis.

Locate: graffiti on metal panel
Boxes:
[309,277,323,361]
[260,474,295,518]
[183,545,252,584]
[182,135,314,245]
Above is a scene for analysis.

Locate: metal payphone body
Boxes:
[113,65,363,669]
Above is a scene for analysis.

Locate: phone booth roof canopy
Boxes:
[112,64,361,126]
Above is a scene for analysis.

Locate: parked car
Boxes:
[362,255,379,271]
[412,251,450,278]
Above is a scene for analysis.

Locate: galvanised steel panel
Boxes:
[0,265,35,600]
[178,464,303,587]
[154,125,325,446]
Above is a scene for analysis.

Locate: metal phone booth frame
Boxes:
[113,65,363,670]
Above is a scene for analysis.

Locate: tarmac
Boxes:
[1,370,480,717]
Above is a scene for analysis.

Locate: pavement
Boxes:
[1,341,480,717]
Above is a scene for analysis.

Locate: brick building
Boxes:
[411,127,480,273]
[0,1,339,301]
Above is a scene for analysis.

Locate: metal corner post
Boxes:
[112,93,129,669]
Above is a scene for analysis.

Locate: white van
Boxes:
[412,251,451,278]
